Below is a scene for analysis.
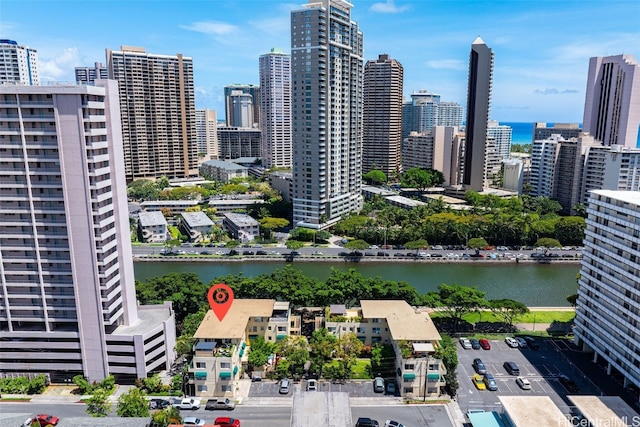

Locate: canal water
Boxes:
[134,260,580,307]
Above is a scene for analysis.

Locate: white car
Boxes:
[516,376,531,390]
[385,421,406,427]
[505,337,519,348]
[183,417,205,426]
[173,397,201,410]
[459,337,472,349]
[306,379,317,391]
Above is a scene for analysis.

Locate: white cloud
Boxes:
[425,59,466,71]
[39,47,80,82]
[533,88,579,95]
[180,21,238,36]
[370,0,412,14]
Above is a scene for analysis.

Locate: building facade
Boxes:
[533,122,582,142]
[195,109,218,161]
[222,213,260,242]
[259,48,292,169]
[199,159,248,183]
[463,37,494,191]
[574,190,640,393]
[291,0,364,229]
[224,84,260,127]
[580,144,640,205]
[487,120,512,159]
[0,39,39,85]
[138,211,168,243]
[75,62,109,85]
[362,54,403,176]
[106,45,198,181]
[217,126,261,160]
[583,54,640,148]
[180,212,214,242]
[0,82,175,382]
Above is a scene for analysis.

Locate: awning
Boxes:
[412,343,435,352]
[194,371,207,379]
[403,373,416,380]
[427,373,441,381]
[233,366,239,375]
[277,334,287,340]
[219,371,231,379]
[239,348,244,357]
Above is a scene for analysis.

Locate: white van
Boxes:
[279,378,290,394]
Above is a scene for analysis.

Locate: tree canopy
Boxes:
[363,169,387,185]
[117,388,150,418]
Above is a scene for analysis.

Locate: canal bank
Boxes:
[134,259,580,307]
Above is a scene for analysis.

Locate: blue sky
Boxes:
[2,0,638,122]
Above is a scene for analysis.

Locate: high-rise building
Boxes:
[437,102,464,128]
[580,144,640,205]
[463,37,493,191]
[402,127,460,187]
[291,0,364,229]
[217,126,261,160]
[195,109,218,161]
[224,84,260,127]
[487,120,512,159]
[106,45,198,182]
[75,62,108,84]
[259,48,292,168]
[401,92,463,140]
[0,39,39,85]
[363,53,403,176]
[583,54,640,148]
[0,82,176,382]
[574,190,640,392]
[228,91,255,129]
[533,122,582,142]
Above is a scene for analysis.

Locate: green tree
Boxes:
[248,336,276,370]
[286,239,305,251]
[127,179,159,200]
[437,284,487,332]
[309,328,337,362]
[487,299,529,330]
[434,335,458,397]
[534,237,561,248]
[343,239,369,251]
[259,217,290,240]
[277,336,310,376]
[467,237,489,254]
[151,407,182,427]
[363,169,387,185]
[225,239,240,248]
[405,239,429,253]
[554,216,585,246]
[401,167,434,191]
[86,388,110,417]
[117,387,150,418]
[155,176,170,191]
[566,294,578,308]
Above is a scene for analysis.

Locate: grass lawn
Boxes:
[430,310,575,324]
[350,359,372,379]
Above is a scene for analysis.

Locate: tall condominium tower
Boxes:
[0,39,39,85]
[291,0,364,229]
[463,37,493,191]
[0,82,175,382]
[224,84,260,127]
[259,49,292,168]
[575,190,640,392]
[228,91,254,128]
[363,54,403,176]
[533,122,582,142]
[106,46,198,182]
[583,54,640,148]
[437,102,464,127]
[487,121,512,159]
[75,62,109,84]
[195,109,218,160]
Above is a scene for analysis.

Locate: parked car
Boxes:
[459,337,472,349]
[306,379,317,391]
[251,375,262,382]
[384,421,405,427]
[385,381,398,396]
[472,374,486,390]
[473,358,487,375]
[214,417,241,427]
[558,374,580,393]
[373,376,385,393]
[470,339,481,350]
[503,361,520,375]
[205,398,235,410]
[173,397,201,410]
[505,337,519,348]
[515,337,528,348]
[182,417,205,426]
[523,336,540,350]
[356,417,380,427]
[256,250,268,255]
[516,376,531,390]
[479,338,491,350]
[483,374,498,391]
[34,414,60,426]
[149,398,170,409]
[279,378,290,394]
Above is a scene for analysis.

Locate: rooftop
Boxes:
[567,395,638,426]
[499,396,571,427]
[138,210,167,227]
[201,159,248,171]
[181,211,214,228]
[385,195,427,207]
[111,302,173,336]
[360,300,442,342]
[194,299,276,339]
[591,190,640,206]
[224,212,259,226]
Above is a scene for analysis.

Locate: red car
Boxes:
[214,417,241,427]
[479,338,491,350]
[34,414,60,426]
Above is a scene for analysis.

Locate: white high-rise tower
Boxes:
[0,39,39,85]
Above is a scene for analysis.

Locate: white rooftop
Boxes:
[138,210,167,227]
[591,190,640,206]
[181,211,214,227]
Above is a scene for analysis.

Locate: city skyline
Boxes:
[2,0,638,123]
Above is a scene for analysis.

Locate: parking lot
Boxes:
[455,335,600,415]
[250,378,384,398]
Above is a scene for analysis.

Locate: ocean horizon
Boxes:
[500,122,584,145]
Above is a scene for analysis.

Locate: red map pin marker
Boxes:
[208,283,234,321]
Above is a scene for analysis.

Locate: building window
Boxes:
[196,362,206,369]
[404,363,414,370]
[220,362,230,369]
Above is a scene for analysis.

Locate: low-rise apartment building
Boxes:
[180,211,214,242]
[137,211,168,243]
[223,213,260,242]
